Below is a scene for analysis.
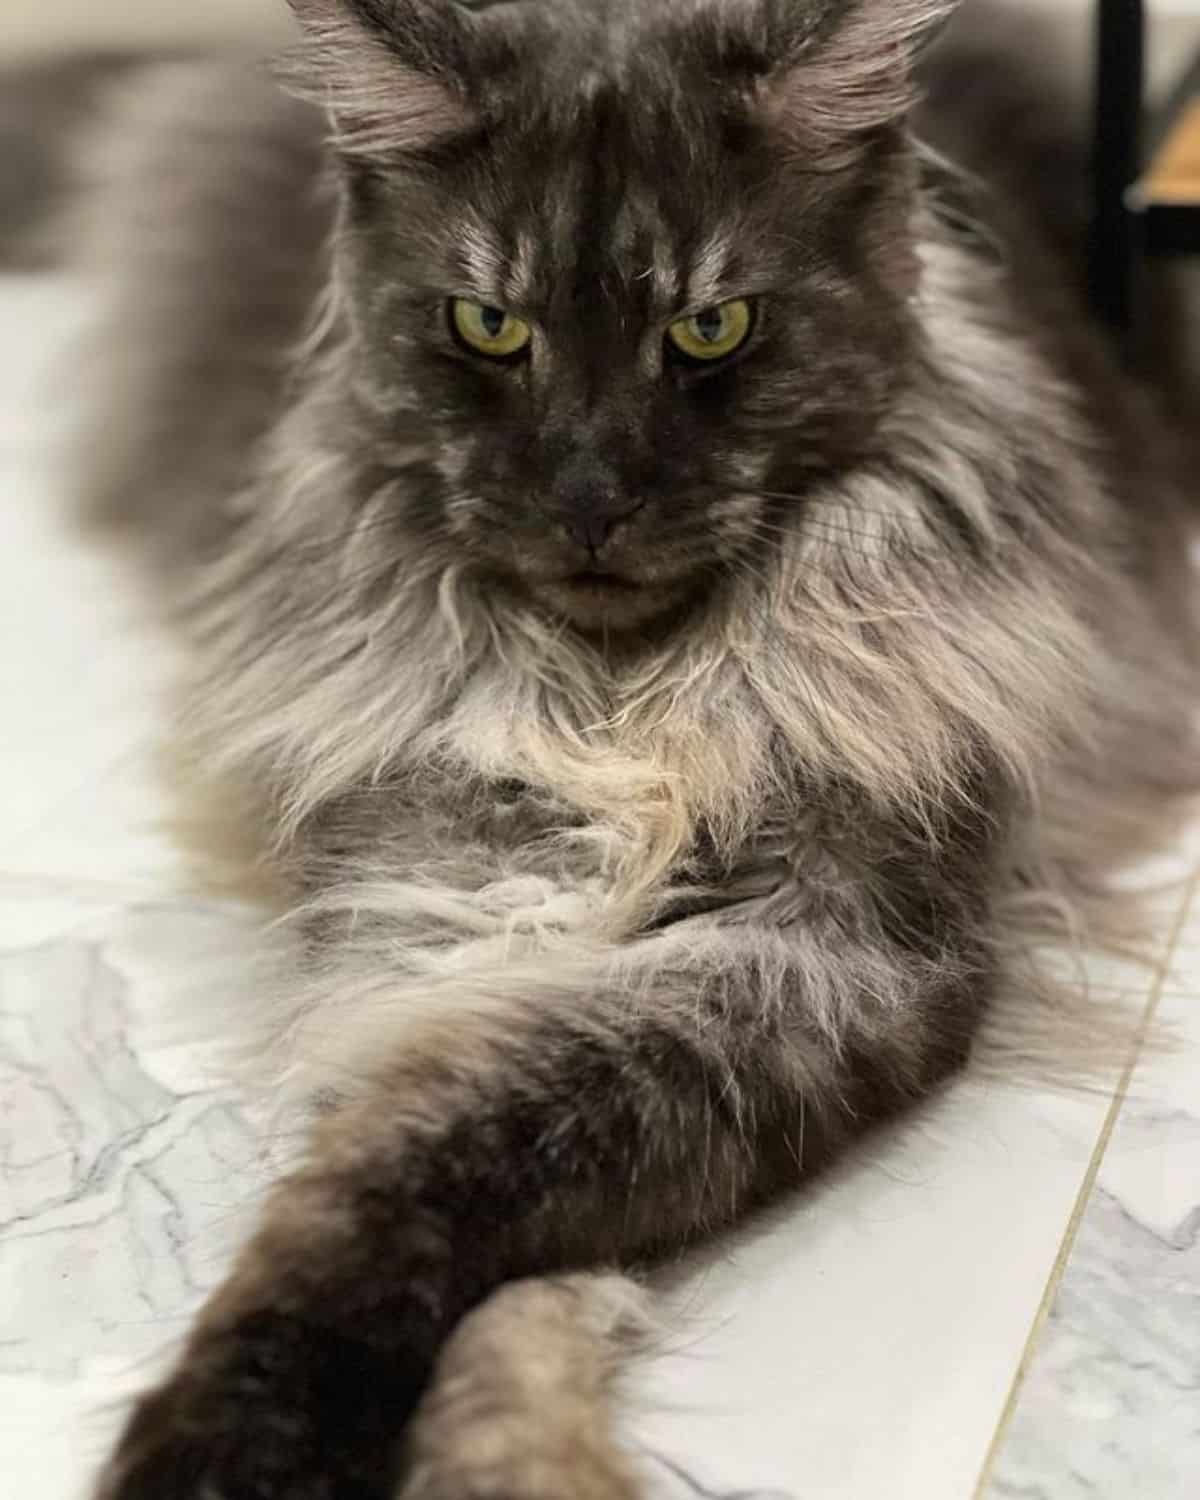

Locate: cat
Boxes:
[59,1,1198,1496]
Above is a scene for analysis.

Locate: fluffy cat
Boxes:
[61,1,1198,1496]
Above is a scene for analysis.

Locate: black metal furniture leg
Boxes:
[1090,0,1145,341]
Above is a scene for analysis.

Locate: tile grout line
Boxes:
[970,862,1200,1499]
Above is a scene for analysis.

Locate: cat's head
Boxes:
[287,0,958,631]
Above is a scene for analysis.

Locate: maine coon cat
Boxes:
[66,1,1198,1496]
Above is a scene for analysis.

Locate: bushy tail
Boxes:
[61,55,330,563]
[0,51,155,270]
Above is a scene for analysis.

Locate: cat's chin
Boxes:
[530,570,697,634]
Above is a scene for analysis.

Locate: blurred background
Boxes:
[0,1,1197,96]
[0,1,290,58]
[0,0,1194,57]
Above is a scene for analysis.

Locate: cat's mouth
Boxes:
[532,564,693,631]
[564,567,639,593]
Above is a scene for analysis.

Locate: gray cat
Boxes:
[60,2,1198,1496]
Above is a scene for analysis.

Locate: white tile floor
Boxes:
[0,276,1196,1500]
[981,964,1200,1498]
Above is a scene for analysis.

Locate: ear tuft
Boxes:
[761,0,960,163]
[281,0,476,158]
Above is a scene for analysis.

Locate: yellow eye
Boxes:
[667,298,754,363]
[450,299,532,359]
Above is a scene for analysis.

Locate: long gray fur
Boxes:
[62,3,1200,1497]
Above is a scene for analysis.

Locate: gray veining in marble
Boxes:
[986,978,1200,1500]
[0,931,265,1382]
[987,1193,1200,1500]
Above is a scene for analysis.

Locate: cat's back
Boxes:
[920,2,1199,518]
[918,1,1093,270]
[77,59,331,565]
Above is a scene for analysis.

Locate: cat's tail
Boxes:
[401,1272,654,1499]
[0,51,158,271]
[60,54,330,564]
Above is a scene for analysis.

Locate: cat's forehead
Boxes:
[439,88,765,316]
[449,210,743,322]
[446,182,746,321]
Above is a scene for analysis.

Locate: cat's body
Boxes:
[63,3,1199,1497]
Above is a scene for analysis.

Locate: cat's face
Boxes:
[294,1,949,630]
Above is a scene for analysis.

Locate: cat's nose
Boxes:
[551,455,639,552]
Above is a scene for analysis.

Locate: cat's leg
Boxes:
[400,1272,650,1500]
[94,913,990,1500]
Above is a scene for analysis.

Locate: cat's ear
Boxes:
[281,0,476,157]
[756,0,960,163]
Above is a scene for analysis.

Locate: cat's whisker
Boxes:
[739,517,962,568]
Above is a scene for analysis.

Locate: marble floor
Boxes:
[0,275,1197,1500]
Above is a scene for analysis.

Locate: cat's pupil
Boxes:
[480,306,506,339]
[694,309,724,344]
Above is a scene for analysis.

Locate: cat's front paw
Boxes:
[399,1278,646,1500]
[96,1312,413,1500]
[400,1444,642,1500]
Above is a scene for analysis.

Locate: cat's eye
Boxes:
[666,298,754,364]
[450,299,533,359]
